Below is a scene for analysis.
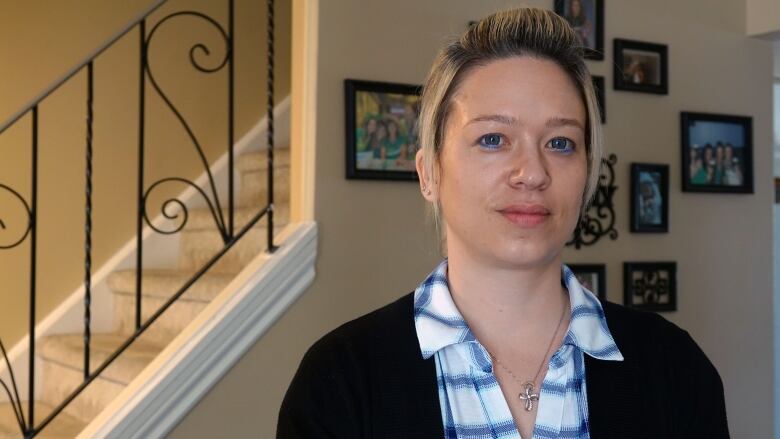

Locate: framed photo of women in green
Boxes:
[681,112,753,194]
[345,79,421,181]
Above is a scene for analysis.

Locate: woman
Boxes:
[278,8,728,438]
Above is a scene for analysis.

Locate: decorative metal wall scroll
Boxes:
[567,153,618,249]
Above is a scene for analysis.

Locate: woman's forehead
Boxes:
[448,57,586,127]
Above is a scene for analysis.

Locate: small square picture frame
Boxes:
[630,163,669,233]
[568,264,607,302]
[623,262,677,312]
[613,39,668,95]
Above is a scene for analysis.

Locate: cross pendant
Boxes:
[518,381,539,411]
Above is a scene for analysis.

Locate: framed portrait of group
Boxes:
[344,79,421,181]
[680,112,753,194]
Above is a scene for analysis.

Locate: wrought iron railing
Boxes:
[0,0,277,436]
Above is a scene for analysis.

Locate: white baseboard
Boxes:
[79,221,317,439]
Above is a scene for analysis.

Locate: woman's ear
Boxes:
[416,149,436,202]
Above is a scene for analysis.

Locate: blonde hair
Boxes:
[418,7,603,233]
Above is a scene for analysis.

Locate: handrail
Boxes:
[0,0,169,135]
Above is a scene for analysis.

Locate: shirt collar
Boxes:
[413,259,623,362]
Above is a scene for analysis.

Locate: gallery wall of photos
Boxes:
[554,0,754,314]
[343,0,755,314]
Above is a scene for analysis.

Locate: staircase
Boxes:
[0,146,290,438]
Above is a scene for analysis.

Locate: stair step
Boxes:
[38,334,162,385]
[238,166,290,206]
[0,401,85,438]
[179,224,283,273]
[108,269,234,302]
[185,203,289,231]
[108,270,234,344]
[236,148,290,173]
[37,334,161,424]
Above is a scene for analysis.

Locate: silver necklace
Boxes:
[487,302,567,412]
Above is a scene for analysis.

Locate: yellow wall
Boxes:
[0,0,291,348]
[169,0,774,438]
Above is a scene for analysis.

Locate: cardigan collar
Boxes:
[413,259,623,369]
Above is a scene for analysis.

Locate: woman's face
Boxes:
[366,118,377,133]
[571,0,582,16]
[430,57,587,270]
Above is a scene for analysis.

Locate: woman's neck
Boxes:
[446,248,569,344]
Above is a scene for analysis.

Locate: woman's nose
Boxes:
[507,147,551,190]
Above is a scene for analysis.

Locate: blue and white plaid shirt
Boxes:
[413,260,624,438]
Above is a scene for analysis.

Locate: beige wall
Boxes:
[170,0,774,437]
[0,0,290,348]
[747,0,780,37]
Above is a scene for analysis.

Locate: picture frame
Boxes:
[680,112,753,194]
[554,0,604,60]
[613,39,668,95]
[568,264,607,301]
[623,262,677,312]
[592,75,605,123]
[344,79,421,180]
[630,163,669,233]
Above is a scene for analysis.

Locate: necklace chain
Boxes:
[486,300,568,411]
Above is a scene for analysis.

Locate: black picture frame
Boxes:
[592,75,605,123]
[344,79,421,181]
[630,163,669,233]
[680,112,754,194]
[623,262,677,312]
[554,0,604,60]
[568,264,607,301]
[613,39,668,95]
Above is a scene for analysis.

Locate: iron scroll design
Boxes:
[0,184,32,249]
[142,11,232,243]
[567,153,618,249]
[0,185,32,435]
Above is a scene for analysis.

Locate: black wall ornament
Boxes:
[567,154,618,249]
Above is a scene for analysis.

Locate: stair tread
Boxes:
[39,333,163,385]
[0,402,85,438]
[236,147,291,173]
[185,202,290,230]
[108,269,235,301]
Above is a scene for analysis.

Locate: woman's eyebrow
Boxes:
[466,114,517,126]
[546,117,585,131]
[466,115,585,131]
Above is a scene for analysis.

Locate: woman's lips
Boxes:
[498,205,551,227]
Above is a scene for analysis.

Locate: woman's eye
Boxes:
[478,133,503,149]
[549,137,575,153]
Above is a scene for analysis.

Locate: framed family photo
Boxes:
[623,262,677,312]
[680,112,753,193]
[630,163,669,233]
[613,39,668,95]
[345,79,421,180]
[554,0,604,60]
[568,264,606,301]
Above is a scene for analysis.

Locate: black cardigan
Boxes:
[278,293,729,438]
